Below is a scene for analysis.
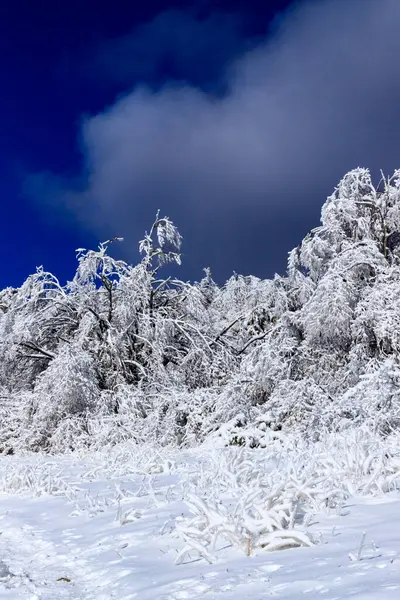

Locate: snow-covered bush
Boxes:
[174,490,313,564]
[0,460,77,496]
[172,426,400,563]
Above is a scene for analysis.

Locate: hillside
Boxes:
[2,168,400,597]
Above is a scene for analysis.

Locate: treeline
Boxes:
[2,169,400,453]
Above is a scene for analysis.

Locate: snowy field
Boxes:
[1,431,400,599]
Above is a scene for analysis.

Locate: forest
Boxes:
[2,167,400,454]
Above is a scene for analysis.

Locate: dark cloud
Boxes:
[30,0,400,281]
[79,10,253,92]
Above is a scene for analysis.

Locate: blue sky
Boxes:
[2,0,400,288]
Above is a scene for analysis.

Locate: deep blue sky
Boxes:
[2,0,400,288]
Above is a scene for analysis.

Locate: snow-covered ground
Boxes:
[1,433,400,599]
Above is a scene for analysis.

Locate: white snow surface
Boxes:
[0,434,400,599]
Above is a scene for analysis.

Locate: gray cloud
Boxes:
[83,9,250,91]
[32,0,400,280]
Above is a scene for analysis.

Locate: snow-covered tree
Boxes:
[2,169,400,452]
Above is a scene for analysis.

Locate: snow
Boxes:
[1,442,400,599]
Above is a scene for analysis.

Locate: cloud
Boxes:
[31,0,400,281]
[77,9,252,92]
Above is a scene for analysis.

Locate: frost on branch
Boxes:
[139,211,182,270]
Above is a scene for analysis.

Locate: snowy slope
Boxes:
[0,436,400,599]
